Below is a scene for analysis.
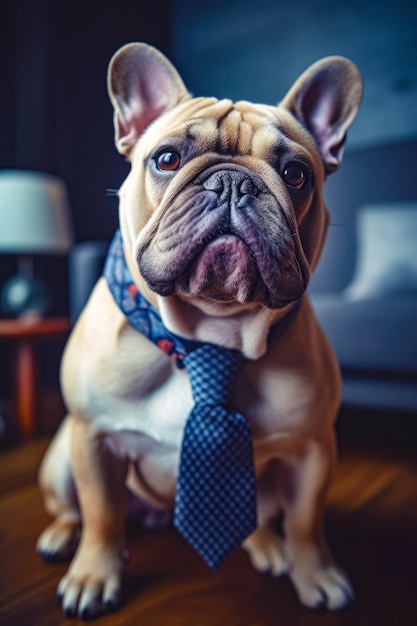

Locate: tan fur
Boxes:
[38,43,362,618]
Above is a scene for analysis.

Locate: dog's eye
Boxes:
[156,151,181,171]
[282,163,305,188]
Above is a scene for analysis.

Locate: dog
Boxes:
[37,42,362,619]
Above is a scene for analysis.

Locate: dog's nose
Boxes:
[203,171,258,203]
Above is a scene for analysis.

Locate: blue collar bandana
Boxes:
[103,229,300,569]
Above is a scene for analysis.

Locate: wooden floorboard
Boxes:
[1,409,417,625]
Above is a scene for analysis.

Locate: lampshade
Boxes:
[0,170,74,254]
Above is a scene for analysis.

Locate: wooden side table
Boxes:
[0,317,71,439]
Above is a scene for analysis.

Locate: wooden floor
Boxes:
[1,408,417,625]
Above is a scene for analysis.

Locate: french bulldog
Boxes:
[37,42,362,619]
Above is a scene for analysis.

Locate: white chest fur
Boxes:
[95,363,193,457]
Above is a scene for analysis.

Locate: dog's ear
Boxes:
[108,43,190,155]
[280,57,362,173]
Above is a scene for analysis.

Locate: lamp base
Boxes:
[1,273,48,319]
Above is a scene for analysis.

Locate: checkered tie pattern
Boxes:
[174,344,257,570]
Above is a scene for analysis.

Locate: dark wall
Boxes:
[172,0,417,151]
[0,0,173,243]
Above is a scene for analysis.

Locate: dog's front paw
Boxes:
[290,553,354,611]
[243,526,289,576]
[57,539,129,619]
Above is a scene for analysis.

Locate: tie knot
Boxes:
[183,344,246,406]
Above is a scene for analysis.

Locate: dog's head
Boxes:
[108,43,362,356]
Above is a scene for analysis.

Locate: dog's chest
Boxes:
[97,361,291,468]
[84,321,314,497]
[95,358,193,453]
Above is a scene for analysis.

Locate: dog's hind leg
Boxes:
[37,415,81,561]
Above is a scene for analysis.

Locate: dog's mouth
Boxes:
[139,224,306,309]
[137,167,309,309]
[175,233,265,303]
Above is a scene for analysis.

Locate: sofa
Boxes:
[310,201,417,412]
[69,201,417,413]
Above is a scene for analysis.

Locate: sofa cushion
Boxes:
[345,202,417,300]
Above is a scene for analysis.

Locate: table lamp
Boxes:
[0,170,74,318]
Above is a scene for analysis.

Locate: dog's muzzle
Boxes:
[138,166,309,309]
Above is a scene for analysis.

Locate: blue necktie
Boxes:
[174,344,257,569]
